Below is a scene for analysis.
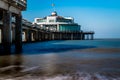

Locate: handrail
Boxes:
[1,0,27,10]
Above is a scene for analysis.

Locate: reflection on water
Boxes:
[0,54,23,75]
[0,53,120,75]
[0,40,120,79]
[0,52,120,79]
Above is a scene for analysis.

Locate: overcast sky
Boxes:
[22,0,120,38]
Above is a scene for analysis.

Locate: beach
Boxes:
[0,40,120,80]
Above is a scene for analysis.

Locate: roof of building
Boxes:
[51,11,58,16]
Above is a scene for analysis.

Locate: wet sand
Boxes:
[75,48,120,53]
[0,47,120,80]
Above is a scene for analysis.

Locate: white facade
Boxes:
[33,12,81,32]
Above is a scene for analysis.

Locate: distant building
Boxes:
[33,11,81,32]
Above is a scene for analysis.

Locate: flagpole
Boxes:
[51,0,56,11]
[52,3,55,11]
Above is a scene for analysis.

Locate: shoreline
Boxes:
[73,48,120,53]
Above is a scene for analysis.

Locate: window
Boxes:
[37,19,46,23]
[49,20,55,22]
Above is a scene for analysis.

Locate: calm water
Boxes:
[21,39,120,54]
[0,39,120,79]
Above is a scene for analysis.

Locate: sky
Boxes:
[22,0,120,38]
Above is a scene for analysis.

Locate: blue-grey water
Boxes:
[0,39,120,80]
[22,39,120,54]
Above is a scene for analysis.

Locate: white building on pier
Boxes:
[33,11,81,32]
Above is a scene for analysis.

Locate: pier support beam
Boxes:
[91,34,94,40]
[28,30,32,42]
[15,14,22,53]
[87,34,89,40]
[2,10,12,54]
[82,34,85,40]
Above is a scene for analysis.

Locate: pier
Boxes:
[0,0,26,54]
[21,20,94,42]
[0,0,94,54]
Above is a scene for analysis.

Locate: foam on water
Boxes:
[1,72,120,80]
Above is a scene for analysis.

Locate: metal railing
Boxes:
[13,0,27,7]
[22,19,32,27]
[1,0,27,10]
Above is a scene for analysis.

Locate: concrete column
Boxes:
[35,29,39,41]
[80,33,82,40]
[23,29,27,42]
[49,32,52,40]
[60,33,62,40]
[87,34,89,40]
[41,32,43,41]
[82,34,85,40]
[12,26,15,43]
[71,33,73,40]
[28,30,32,42]
[0,29,2,43]
[38,30,40,41]
[41,32,44,41]
[31,32,34,41]
[54,33,56,40]
[52,33,54,40]
[39,31,42,41]
[35,30,39,41]
[69,33,71,40]
[73,32,75,40]
[47,32,50,40]
[91,34,94,40]
[2,10,12,54]
[22,31,25,42]
[15,14,22,53]
[22,30,28,42]
[37,30,40,41]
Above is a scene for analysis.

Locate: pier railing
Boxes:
[1,0,27,10]
[22,19,32,27]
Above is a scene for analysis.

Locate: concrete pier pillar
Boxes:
[77,32,80,40]
[80,33,82,40]
[28,30,32,42]
[38,30,41,41]
[0,29,2,44]
[59,33,61,40]
[23,30,27,42]
[15,14,22,53]
[35,31,39,41]
[41,32,43,41]
[25,30,28,42]
[71,33,73,40]
[39,31,41,41]
[42,32,45,41]
[82,34,85,40]
[22,30,26,42]
[87,34,89,40]
[91,34,94,40]
[31,32,35,41]
[51,33,54,40]
[2,10,12,54]
[12,26,15,43]
[73,32,75,40]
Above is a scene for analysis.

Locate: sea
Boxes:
[0,39,120,80]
